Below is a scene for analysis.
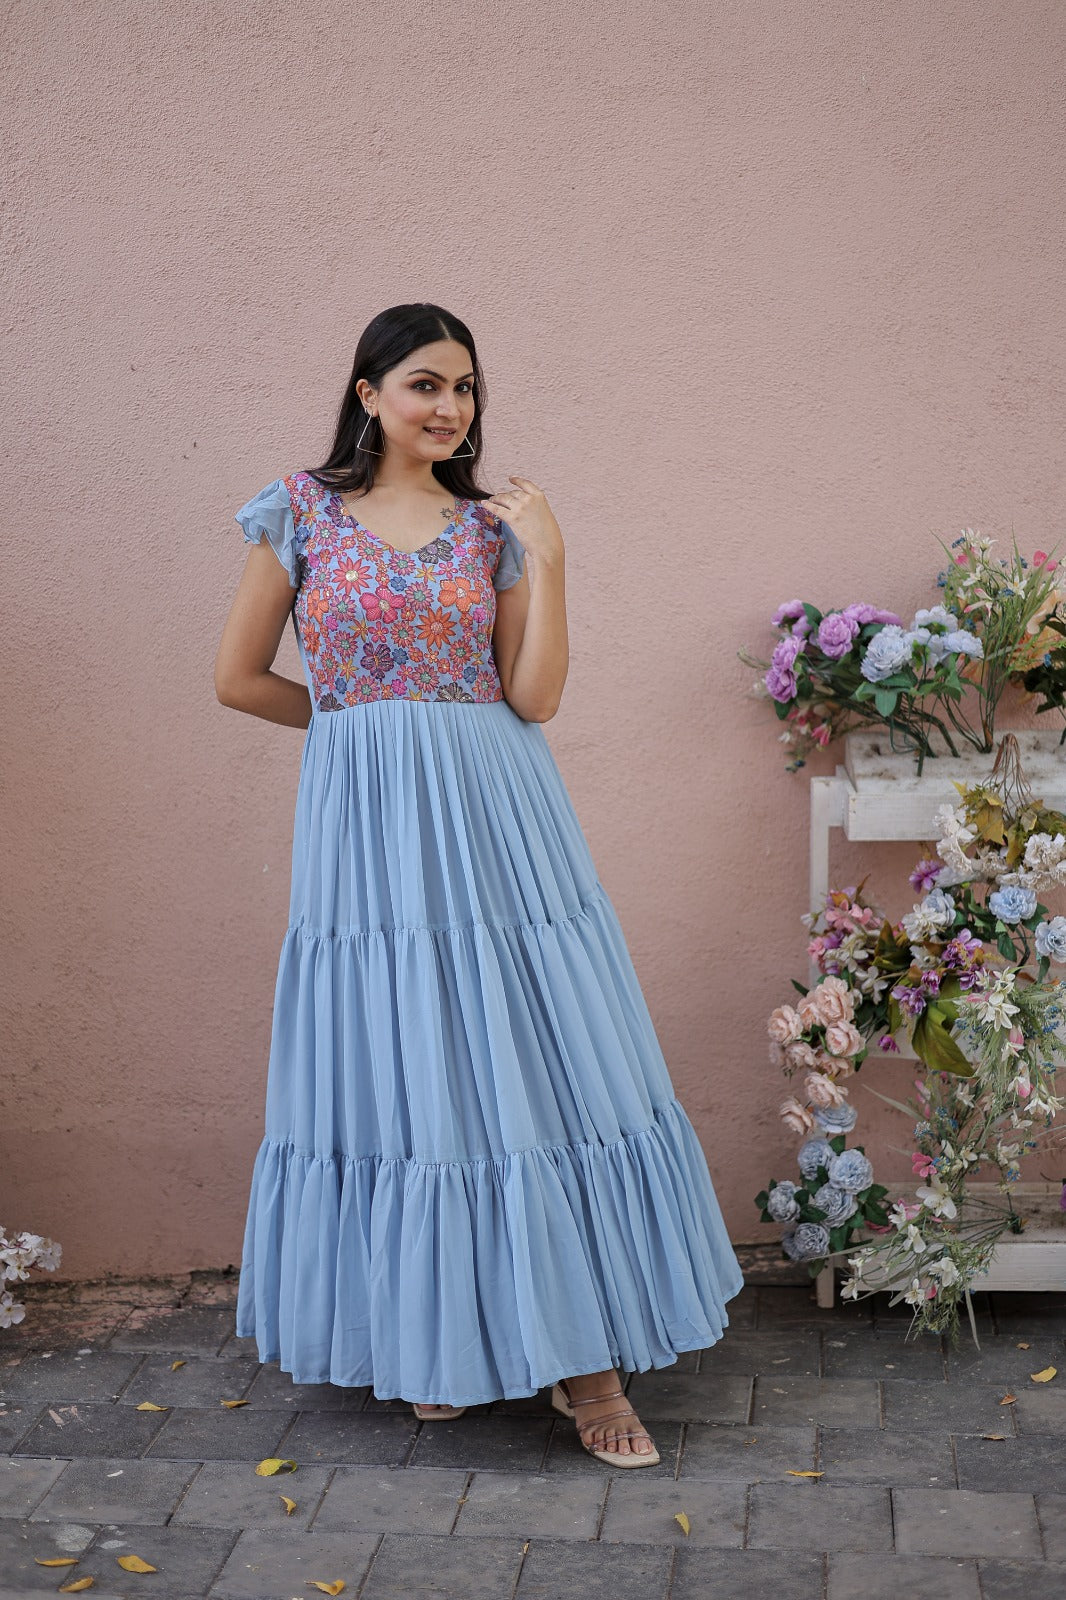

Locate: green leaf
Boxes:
[912,1002,973,1077]
[829,1135,847,1154]
[997,930,1017,962]
[873,689,899,717]
[754,1190,769,1210]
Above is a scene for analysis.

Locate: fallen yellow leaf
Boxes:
[280,1495,297,1515]
[786,1470,824,1478]
[999,1394,1017,1405]
[256,1457,298,1476]
[117,1555,158,1573]
[674,1511,690,1535]
[221,1398,249,1408]
[58,1580,94,1592]
[136,1401,168,1412]
[170,1359,186,1370]
[981,1434,1007,1441]
[305,1584,345,1596]
[1031,1367,1058,1383]
[1017,1343,1031,1350]
[34,1558,80,1566]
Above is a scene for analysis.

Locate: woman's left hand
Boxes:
[480,476,564,566]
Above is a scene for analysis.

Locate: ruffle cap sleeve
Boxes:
[492,517,526,592]
[235,477,299,588]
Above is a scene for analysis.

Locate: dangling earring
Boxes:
[450,425,476,459]
[356,406,384,455]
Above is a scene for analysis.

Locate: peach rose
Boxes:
[815,975,854,1025]
[767,1004,803,1045]
[814,1047,853,1079]
[768,1040,787,1069]
[825,1019,864,1058]
[804,1071,849,1108]
[798,993,823,1031]
[785,1040,819,1072]
[780,1095,816,1135]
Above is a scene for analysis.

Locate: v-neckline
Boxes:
[329,490,464,558]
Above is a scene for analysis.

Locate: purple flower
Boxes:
[772,599,806,627]
[909,858,941,894]
[891,983,926,1017]
[878,1033,901,1053]
[765,634,805,704]
[843,603,903,628]
[817,612,860,659]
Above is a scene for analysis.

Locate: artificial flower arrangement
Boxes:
[757,737,1066,1341]
[740,533,1063,774]
[0,1226,62,1328]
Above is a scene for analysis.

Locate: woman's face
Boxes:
[363,338,477,460]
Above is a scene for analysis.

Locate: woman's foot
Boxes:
[411,1401,467,1420]
[556,1367,657,1459]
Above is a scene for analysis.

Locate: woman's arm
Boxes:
[214,542,312,728]
[486,476,569,723]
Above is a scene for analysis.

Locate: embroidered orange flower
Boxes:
[336,556,372,592]
[416,607,456,651]
[437,575,479,614]
[304,587,331,625]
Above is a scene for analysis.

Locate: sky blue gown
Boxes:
[233,470,744,1403]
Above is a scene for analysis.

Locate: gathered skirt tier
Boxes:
[235,697,744,1402]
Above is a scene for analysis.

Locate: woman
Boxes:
[215,302,744,1468]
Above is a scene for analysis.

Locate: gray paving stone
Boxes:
[823,1329,947,1379]
[513,1536,673,1600]
[827,1551,980,1598]
[207,1525,379,1599]
[30,1457,199,1524]
[756,1286,855,1325]
[311,1464,467,1534]
[698,1330,821,1377]
[214,1334,260,1361]
[671,1547,825,1600]
[954,1432,1066,1492]
[1013,1387,1066,1434]
[278,1408,419,1467]
[722,1285,758,1328]
[108,1307,236,1352]
[455,1469,605,1539]
[144,1406,294,1463]
[0,1457,68,1515]
[1036,1493,1066,1561]
[624,1370,751,1423]
[240,1362,362,1409]
[819,1426,955,1486]
[0,1352,144,1404]
[882,1380,1020,1435]
[0,1516,96,1592]
[170,1460,334,1530]
[599,1473,745,1546]
[0,1402,43,1452]
[747,1480,893,1551]
[991,1294,1066,1335]
[751,1375,881,1427]
[14,1400,169,1459]
[944,1337,1066,1384]
[486,1386,559,1416]
[408,1412,552,1472]
[680,1420,817,1480]
[892,1487,1042,1559]
[117,1356,260,1409]
[73,1523,238,1597]
[977,1560,1066,1599]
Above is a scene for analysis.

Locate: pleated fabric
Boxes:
[235,696,744,1401]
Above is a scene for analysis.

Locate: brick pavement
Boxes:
[1,1258,1065,1598]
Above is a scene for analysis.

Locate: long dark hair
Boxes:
[305,303,492,502]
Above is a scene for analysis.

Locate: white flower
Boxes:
[0,1290,26,1329]
[926,1256,961,1288]
[888,1202,913,1230]
[967,973,1021,1031]
[902,1223,928,1254]
[840,1277,862,1300]
[903,1277,927,1307]
[846,1253,867,1279]
[916,1175,958,1220]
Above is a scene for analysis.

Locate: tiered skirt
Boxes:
[235,697,743,1402]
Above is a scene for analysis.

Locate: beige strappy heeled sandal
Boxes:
[412,1401,467,1420]
[551,1377,660,1467]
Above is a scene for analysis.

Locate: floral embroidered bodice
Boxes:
[235,470,526,712]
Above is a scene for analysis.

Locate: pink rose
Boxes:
[804,1071,849,1108]
[767,1004,803,1045]
[824,1019,864,1058]
[780,1096,816,1135]
[785,1040,819,1072]
[814,1047,853,1079]
[798,994,823,1031]
[815,976,854,1025]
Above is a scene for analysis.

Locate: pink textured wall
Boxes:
[3,2,1065,1278]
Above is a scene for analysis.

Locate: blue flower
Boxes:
[813,1102,858,1134]
[860,626,915,683]
[782,1222,831,1262]
[797,1137,835,1182]
[811,1183,859,1226]
[827,1149,874,1193]
[766,1181,800,1223]
[913,606,957,630]
[943,630,984,660]
[1035,916,1066,962]
[988,885,1038,924]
